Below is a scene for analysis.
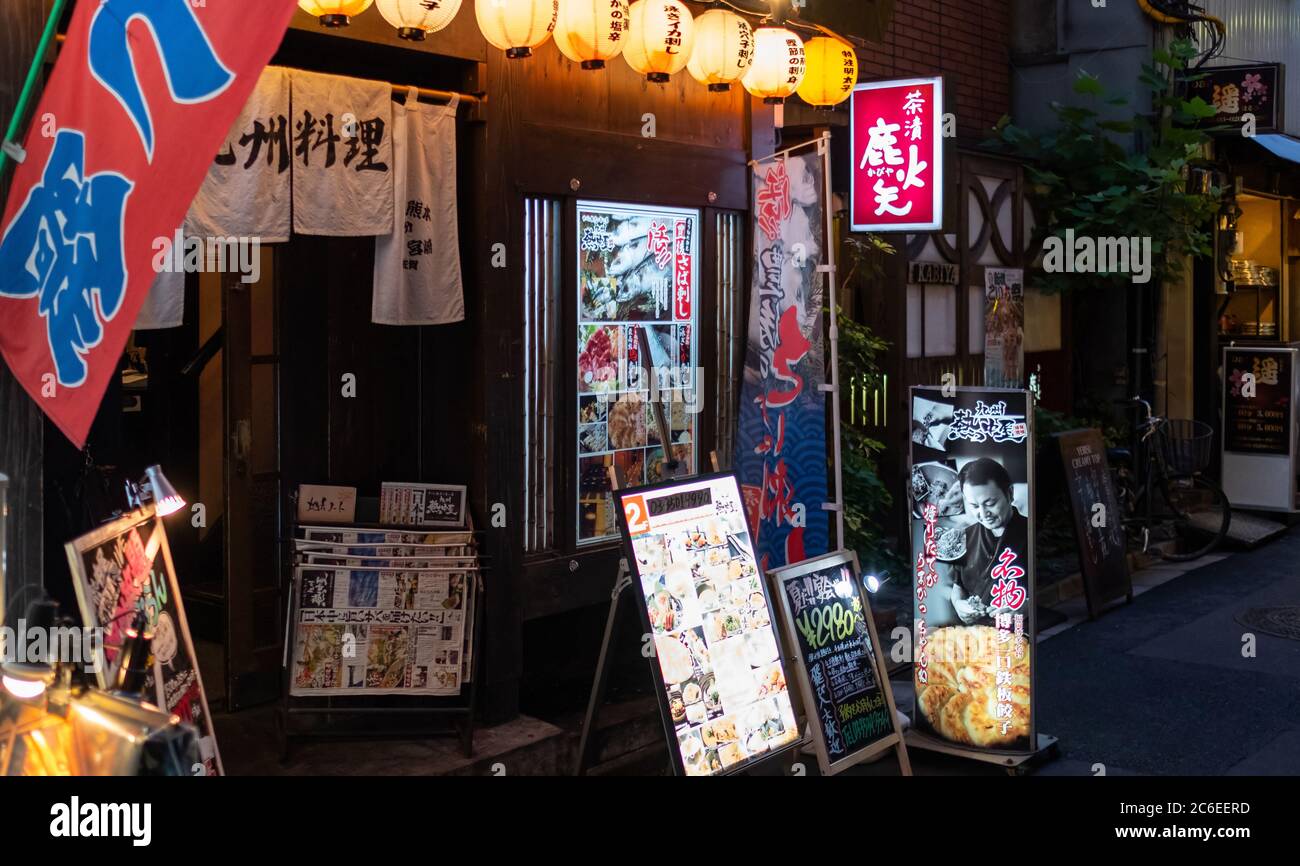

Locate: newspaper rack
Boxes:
[277,493,485,761]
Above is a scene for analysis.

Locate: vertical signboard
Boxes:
[1224,348,1292,455]
[1055,429,1131,618]
[850,76,944,232]
[770,550,909,775]
[909,387,1034,752]
[615,473,802,776]
[577,201,700,544]
[983,267,1024,389]
[735,150,829,569]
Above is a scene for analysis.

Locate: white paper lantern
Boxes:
[299,0,375,27]
[554,0,630,69]
[742,25,806,103]
[376,0,463,40]
[623,0,695,84]
[475,0,559,58]
[686,8,752,92]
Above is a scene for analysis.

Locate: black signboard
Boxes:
[770,549,909,775]
[1225,348,1292,455]
[1056,429,1131,618]
[1185,63,1284,133]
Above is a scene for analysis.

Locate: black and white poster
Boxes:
[909,387,1034,752]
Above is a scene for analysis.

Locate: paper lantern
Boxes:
[475,0,559,58]
[298,0,375,28]
[623,0,695,84]
[742,26,805,104]
[554,0,630,69]
[798,35,857,108]
[375,0,463,40]
[686,8,752,92]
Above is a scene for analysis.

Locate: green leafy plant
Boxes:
[834,307,900,574]
[990,38,1222,294]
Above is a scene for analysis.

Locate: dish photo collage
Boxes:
[631,499,801,776]
[576,202,700,543]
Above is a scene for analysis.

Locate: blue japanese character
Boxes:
[88,0,234,159]
[0,130,132,387]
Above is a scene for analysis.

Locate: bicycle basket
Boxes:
[1158,419,1215,475]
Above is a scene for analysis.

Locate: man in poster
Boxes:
[948,458,1029,627]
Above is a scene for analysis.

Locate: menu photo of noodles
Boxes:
[616,473,802,776]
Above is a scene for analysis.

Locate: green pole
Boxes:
[0,0,72,181]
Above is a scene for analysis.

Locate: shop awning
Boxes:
[1251,133,1300,165]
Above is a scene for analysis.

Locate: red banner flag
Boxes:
[0,0,299,446]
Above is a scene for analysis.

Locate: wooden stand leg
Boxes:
[895,738,913,776]
[574,563,633,776]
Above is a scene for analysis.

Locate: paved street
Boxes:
[858,527,1300,777]
[1033,526,1300,776]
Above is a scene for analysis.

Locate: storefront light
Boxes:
[124,465,186,518]
[298,0,376,28]
[475,0,560,59]
[1,598,59,703]
[742,25,805,104]
[375,0,463,40]
[864,572,891,594]
[623,0,696,84]
[554,0,630,70]
[686,8,753,92]
[797,35,856,109]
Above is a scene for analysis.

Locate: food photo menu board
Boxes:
[616,473,803,776]
[909,387,1035,753]
[577,201,700,545]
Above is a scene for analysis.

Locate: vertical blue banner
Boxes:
[734,150,829,570]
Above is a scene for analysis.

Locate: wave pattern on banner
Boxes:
[734,151,828,570]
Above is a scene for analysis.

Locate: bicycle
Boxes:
[1107,397,1231,562]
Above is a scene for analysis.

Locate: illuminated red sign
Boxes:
[850,77,944,232]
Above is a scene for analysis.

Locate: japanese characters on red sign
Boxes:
[850,77,943,232]
[673,217,691,321]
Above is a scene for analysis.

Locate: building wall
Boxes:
[858,0,1012,141]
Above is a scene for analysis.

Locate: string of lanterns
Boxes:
[297,0,858,107]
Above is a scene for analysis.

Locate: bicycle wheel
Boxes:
[1155,475,1231,561]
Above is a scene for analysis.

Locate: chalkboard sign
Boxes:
[770,550,910,775]
[1056,429,1131,618]
[1224,348,1292,456]
[66,508,223,775]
